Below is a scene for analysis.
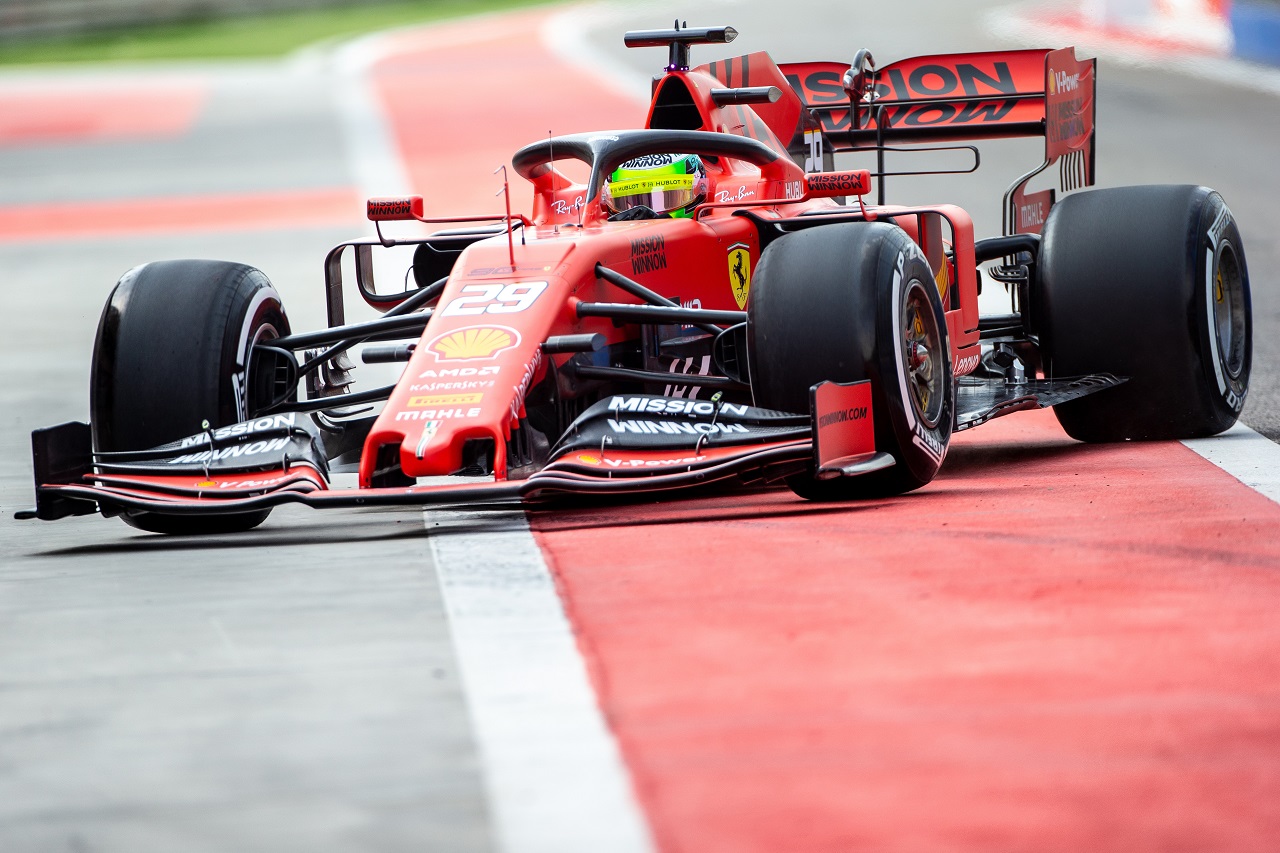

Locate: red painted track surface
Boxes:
[0,188,360,243]
[372,11,640,216]
[531,409,1280,851]
[0,82,205,144]
[370,16,1280,852]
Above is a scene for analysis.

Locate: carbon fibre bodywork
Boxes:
[22,24,1129,526]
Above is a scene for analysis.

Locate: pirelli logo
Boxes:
[408,393,484,407]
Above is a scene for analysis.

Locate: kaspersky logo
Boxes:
[426,325,520,361]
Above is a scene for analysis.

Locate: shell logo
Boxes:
[576,454,602,465]
[934,260,950,302]
[427,325,521,361]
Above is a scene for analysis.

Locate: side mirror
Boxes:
[804,170,871,199]
[367,196,425,221]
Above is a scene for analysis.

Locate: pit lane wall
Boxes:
[1084,0,1280,64]
[0,0,354,39]
[2,0,1278,66]
[1231,0,1280,63]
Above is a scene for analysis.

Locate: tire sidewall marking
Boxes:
[890,252,917,434]
[888,248,948,467]
[233,285,285,420]
[1203,202,1245,413]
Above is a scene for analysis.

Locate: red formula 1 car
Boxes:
[21,23,1252,533]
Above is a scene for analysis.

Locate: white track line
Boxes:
[543,2,650,99]
[1183,423,1280,506]
[331,33,415,203]
[426,510,654,853]
[334,16,654,853]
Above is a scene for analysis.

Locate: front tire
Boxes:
[1037,185,1251,441]
[91,260,291,533]
[748,222,954,499]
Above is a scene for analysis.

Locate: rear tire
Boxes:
[1037,185,1251,441]
[748,222,954,499]
[91,260,291,534]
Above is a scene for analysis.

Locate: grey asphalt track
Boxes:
[0,67,496,852]
[1,1,1276,850]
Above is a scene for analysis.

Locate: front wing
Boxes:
[19,375,1122,522]
[22,433,813,520]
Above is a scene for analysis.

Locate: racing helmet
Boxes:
[602,153,708,218]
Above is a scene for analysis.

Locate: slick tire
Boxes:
[1036,186,1251,441]
[748,222,954,500]
[91,260,291,534]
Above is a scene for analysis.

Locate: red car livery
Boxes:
[21,23,1251,533]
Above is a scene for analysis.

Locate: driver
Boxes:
[602,153,708,219]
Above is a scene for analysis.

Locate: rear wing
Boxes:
[776,48,1096,234]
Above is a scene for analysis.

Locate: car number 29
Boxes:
[440,281,549,316]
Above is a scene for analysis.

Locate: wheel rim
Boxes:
[902,280,945,429]
[246,321,285,417]
[1212,241,1247,381]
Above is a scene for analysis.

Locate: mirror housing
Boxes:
[367,196,425,221]
[804,170,871,198]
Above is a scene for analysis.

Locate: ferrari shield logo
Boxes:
[728,243,752,309]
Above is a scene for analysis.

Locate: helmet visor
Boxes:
[604,174,702,215]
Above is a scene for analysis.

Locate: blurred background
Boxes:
[0,0,555,61]
[3,1,1279,851]
[2,0,1278,64]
